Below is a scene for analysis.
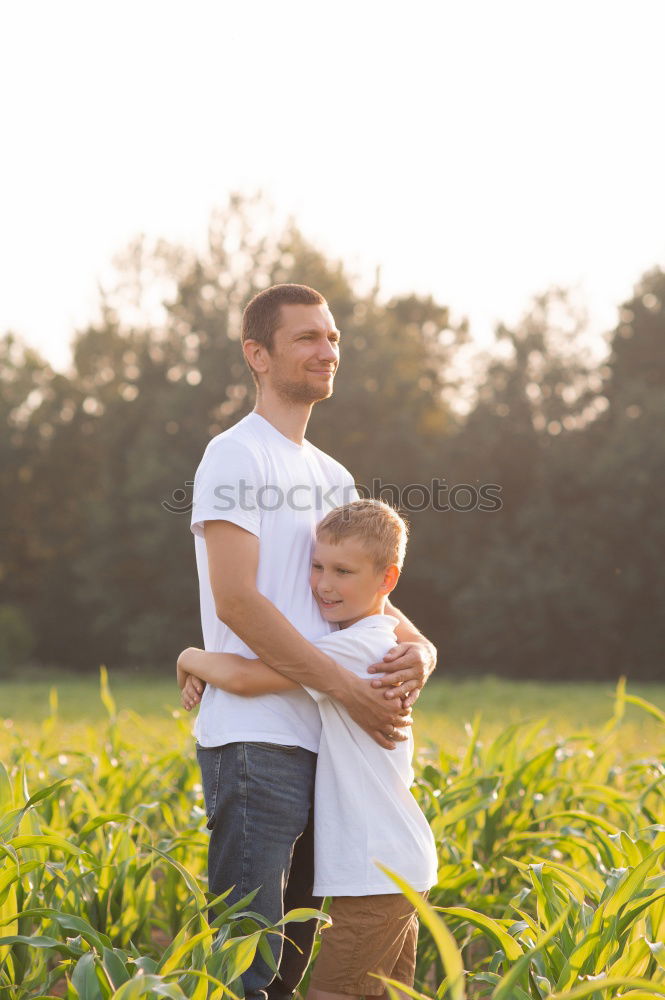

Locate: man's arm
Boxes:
[194,520,409,748]
[366,599,438,708]
[178,647,297,698]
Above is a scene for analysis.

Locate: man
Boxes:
[184,283,436,1000]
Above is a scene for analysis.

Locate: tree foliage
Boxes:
[1,196,662,680]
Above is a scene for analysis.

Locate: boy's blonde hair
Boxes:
[316,499,409,572]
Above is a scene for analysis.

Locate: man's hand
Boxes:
[180,674,205,712]
[367,641,436,709]
[340,676,413,750]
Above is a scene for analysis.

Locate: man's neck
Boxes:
[253,391,312,446]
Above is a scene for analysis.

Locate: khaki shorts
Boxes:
[309,893,424,996]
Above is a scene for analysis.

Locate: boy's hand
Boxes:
[177,647,205,710]
[181,674,205,711]
[367,641,436,709]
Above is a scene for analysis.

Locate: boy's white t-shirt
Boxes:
[190,411,357,750]
[306,614,439,896]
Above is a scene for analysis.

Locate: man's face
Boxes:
[263,303,340,404]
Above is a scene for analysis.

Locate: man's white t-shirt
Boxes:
[190,411,357,750]
[305,614,439,896]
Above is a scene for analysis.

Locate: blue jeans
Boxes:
[197,741,320,1000]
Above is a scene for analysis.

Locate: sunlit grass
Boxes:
[1,671,663,755]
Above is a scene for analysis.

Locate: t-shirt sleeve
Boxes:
[190,438,264,539]
[303,630,388,704]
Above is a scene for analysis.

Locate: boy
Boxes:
[178,500,438,997]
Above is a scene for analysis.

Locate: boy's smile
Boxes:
[310,536,399,629]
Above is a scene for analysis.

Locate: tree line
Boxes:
[1,196,663,680]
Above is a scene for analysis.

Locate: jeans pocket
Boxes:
[196,744,224,827]
[246,741,299,754]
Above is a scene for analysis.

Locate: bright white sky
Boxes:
[1,0,664,371]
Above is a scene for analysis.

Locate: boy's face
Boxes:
[310,535,398,629]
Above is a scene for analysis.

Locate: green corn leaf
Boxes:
[0,761,14,811]
[471,972,500,987]
[431,790,499,830]
[71,951,104,1000]
[23,777,70,811]
[648,940,665,971]
[603,845,665,918]
[372,973,433,999]
[530,859,600,902]
[143,844,207,910]
[77,814,134,838]
[159,926,216,975]
[11,908,113,951]
[0,879,17,966]
[99,665,117,719]
[439,906,523,960]
[546,976,665,999]
[508,907,540,937]
[159,969,238,999]
[460,713,482,774]
[609,936,652,978]
[614,993,665,999]
[257,933,279,975]
[220,930,263,981]
[111,977,158,1000]
[7,834,88,857]
[497,986,532,1000]
[622,693,665,724]
[377,865,465,1000]
[101,947,131,988]
[607,829,643,866]
[208,886,259,924]
[617,889,665,935]
[150,986,188,1000]
[492,905,570,1000]
[0,934,81,957]
[279,907,330,924]
[533,810,620,835]
[190,972,209,1000]
[0,859,42,908]
[0,806,24,840]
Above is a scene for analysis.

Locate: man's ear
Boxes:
[381,564,400,595]
[243,339,269,376]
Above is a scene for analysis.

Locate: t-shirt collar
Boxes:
[248,411,306,451]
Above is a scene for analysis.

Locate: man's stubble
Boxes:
[269,372,335,406]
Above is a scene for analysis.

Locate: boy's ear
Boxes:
[381,564,400,595]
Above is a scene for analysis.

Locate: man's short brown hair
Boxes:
[241,283,327,385]
[316,499,409,572]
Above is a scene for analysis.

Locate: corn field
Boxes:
[1,672,664,999]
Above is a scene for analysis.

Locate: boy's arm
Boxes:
[188,520,410,749]
[366,599,438,708]
[177,647,297,698]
